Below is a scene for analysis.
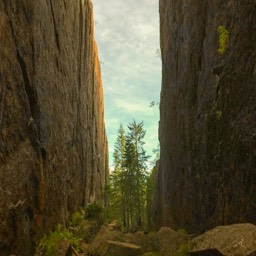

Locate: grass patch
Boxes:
[39,225,80,256]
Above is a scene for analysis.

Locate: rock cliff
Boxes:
[155,0,256,232]
[0,0,108,255]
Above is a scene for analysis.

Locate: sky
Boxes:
[92,0,161,169]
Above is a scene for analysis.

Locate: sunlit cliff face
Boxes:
[0,1,108,254]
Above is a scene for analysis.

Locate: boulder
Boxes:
[76,219,101,243]
[89,226,159,255]
[124,231,158,254]
[103,240,142,256]
[189,223,256,255]
[89,226,126,255]
[107,220,122,231]
[143,253,161,256]
[157,227,190,256]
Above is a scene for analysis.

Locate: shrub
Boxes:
[218,25,229,54]
[39,225,80,256]
[85,202,103,219]
[70,210,84,226]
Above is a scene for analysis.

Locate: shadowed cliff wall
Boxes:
[0,0,108,254]
[155,0,256,233]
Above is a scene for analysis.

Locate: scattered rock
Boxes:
[77,220,101,243]
[89,226,126,255]
[124,231,158,254]
[90,235,142,256]
[189,223,256,255]
[143,252,160,256]
[89,225,161,255]
[157,227,190,256]
[103,240,142,256]
[107,220,121,231]
[79,242,91,254]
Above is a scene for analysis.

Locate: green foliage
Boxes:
[146,166,157,229]
[218,25,229,54]
[70,210,84,226]
[85,202,103,219]
[174,243,189,256]
[39,225,80,256]
[109,121,150,229]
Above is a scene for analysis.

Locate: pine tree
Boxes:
[110,125,127,226]
[127,120,149,227]
[109,121,150,229]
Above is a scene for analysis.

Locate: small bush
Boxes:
[70,211,84,226]
[39,225,80,256]
[85,202,103,219]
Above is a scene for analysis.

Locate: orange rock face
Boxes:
[0,0,108,255]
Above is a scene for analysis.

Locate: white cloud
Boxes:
[114,99,155,116]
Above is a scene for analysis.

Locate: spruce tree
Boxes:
[109,121,150,229]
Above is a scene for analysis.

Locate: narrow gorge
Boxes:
[0,0,256,255]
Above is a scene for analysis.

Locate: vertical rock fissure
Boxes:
[16,52,40,128]
[49,0,60,51]
[197,3,208,73]
[2,1,41,137]
[20,0,30,22]
[0,84,6,128]
[192,2,208,106]
[78,1,86,204]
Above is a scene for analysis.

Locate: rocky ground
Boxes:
[34,220,256,256]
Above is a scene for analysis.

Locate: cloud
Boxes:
[114,99,156,116]
[93,0,161,167]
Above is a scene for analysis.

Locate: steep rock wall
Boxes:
[155,0,256,233]
[0,0,108,254]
